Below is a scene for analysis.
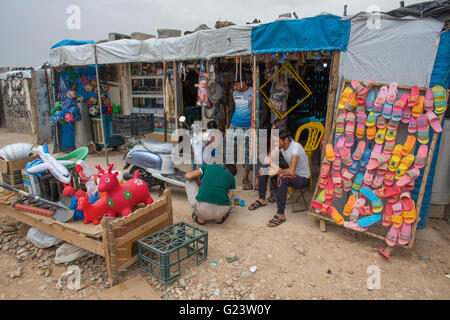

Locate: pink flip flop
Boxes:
[408,116,418,134]
[333,158,342,171]
[386,82,398,105]
[392,93,408,121]
[384,171,396,187]
[414,145,428,169]
[367,154,386,171]
[325,178,335,201]
[332,169,343,188]
[353,140,366,161]
[401,95,412,124]
[372,173,384,189]
[383,140,396,155]
[370,143,383,159]
[408,85,419,107]
[340,146,353,167]
[374,86,389,115]
[382,202,393,227]
[400,191,413,211]
[364,169,375,185]
[397,222,412,246]
[351,80,368,96]
[344,221,368,232]
[345,112,356,137]
[427,111,442,133]
[335,114,346,138]
[396,168,420,188]
[377,115,387,129]
[385,225,400,247]
[423,88,434,112]
[334,137,345,158]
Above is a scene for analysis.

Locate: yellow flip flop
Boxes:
[395,154,415,179]
[403,200,416,224]
[338,87,354,110]
[366,126,376,140]
[388,145,404,172]
[375,127,387,145]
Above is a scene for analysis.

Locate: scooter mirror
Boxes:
[179,116,186,123]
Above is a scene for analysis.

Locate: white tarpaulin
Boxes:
[49,25,252,67]
[339,13,444,87]
[146,25,252,61]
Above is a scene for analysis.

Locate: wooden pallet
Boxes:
[0,189,173,285]
[308,79,447,258]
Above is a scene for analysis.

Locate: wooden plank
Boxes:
[321,51,341,160]
[308,79,347,212]
[408,112,445,249]
[0,204,105,256]
[115,213,169,247]
[165,189,173,225]
[111,195,168,228]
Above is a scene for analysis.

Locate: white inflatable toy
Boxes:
[27,144,72,184]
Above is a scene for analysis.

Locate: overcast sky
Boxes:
[0,0,404,67]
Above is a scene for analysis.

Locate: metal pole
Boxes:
[94,44,109,165]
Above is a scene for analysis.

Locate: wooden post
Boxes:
[102,216,119,286]
[163,62,167,142]
[29,70,40,143]
[321,51,341,160]
[119,63,133,115]
[408,111,446,249]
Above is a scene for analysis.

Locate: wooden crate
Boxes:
[0,189,173,285]
[0,155,38,190]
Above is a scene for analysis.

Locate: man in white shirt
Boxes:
[248,129,310,227]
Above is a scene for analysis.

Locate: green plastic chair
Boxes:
[56,147,89,169]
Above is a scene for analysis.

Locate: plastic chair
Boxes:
[288,122,324,212]
[56,147,89,169]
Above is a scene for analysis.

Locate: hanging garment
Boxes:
[165,77,175,121]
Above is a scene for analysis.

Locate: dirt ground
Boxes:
[0,129,449,300]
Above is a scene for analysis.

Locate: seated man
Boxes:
[185,164,237,225]
[248,129,310,227]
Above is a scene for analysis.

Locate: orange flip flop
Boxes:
[401,135,416,156]
[330,207,344,225]
[343,194,356,216]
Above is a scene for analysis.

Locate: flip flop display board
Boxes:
[308,79,447,253]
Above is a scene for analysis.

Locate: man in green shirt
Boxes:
[185,164,237,225]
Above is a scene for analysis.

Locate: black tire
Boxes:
[129,166,164,190]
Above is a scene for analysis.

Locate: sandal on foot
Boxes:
[192,212,206,225]
[267,214,286,227]
[242,179,253,190]
[248,200,267,211]
[216,212,230,224]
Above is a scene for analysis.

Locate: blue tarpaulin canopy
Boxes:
[50,40,95,50]
[251,15,351,54]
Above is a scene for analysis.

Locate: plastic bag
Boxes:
[26,227,63,249]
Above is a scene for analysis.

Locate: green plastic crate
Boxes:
[137,222,208,283]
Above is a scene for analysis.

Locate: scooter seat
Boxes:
[141,138,174,154]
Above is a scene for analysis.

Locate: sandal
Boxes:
[216,212,230,224]
[192,212,206,225]
[242,179,253,190]
[248,199,267,211]
[267,214,286,227]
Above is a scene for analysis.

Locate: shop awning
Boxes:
[49,25,253,67]
[250,14,351,54]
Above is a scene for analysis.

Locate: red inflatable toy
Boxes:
[77,196,109,225]
[95,164,153,217]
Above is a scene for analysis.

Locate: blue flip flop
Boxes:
[349,159,359,174]
[360,186,383,212]
[351,172,364,195]
[366,90,375,112]
[359,149,371,172]
[357,214,382,228]
[382,102,393,120]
